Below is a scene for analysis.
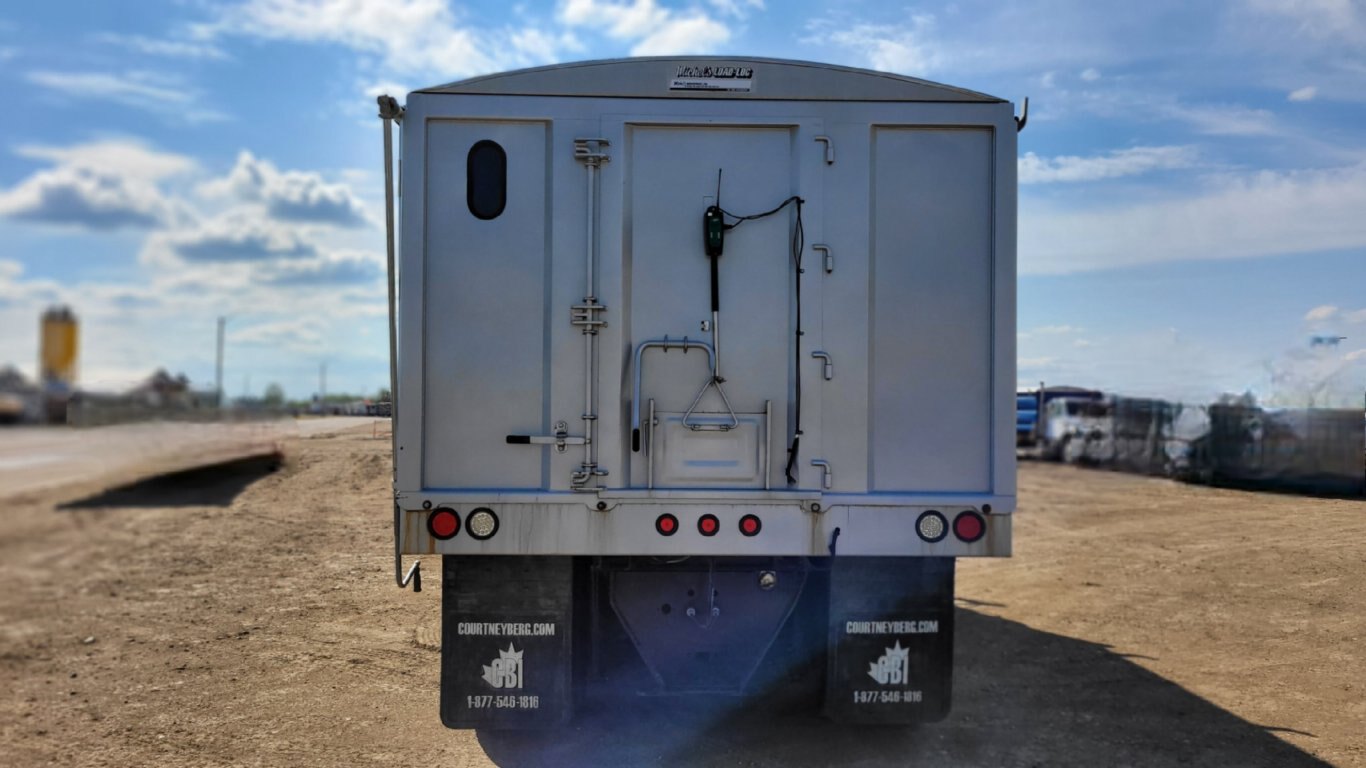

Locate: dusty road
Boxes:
[1,426,1362,766]
[0,417,375,502]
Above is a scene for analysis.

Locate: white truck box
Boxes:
[380,57,1019,727]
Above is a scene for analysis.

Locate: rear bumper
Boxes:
[399,492,1012,558]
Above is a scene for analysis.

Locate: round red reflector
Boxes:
[739,514,761,537]
[698,514,719,536]
[953,511,985,543]
[428,507,460,540]
[656,514,678,536]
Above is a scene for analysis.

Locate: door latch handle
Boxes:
[506,421,587,453]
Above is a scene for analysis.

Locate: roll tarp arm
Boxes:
[379,94,418,592]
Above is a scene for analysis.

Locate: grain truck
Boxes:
[378,57,1019,728]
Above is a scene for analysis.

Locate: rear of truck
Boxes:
[382,57,1017,728]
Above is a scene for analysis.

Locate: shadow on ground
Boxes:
[477,608,1326,767]
[57,454,281,510]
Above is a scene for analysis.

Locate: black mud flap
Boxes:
[824,557,954,724]
[440,556,573,729]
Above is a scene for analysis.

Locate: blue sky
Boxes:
[1,0,1364,405]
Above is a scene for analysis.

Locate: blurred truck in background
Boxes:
[1016,385,1104,451]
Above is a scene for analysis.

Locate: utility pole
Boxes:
[215,316,226,409]
[319,361,327,402]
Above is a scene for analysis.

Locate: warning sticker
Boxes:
[670,64,754,92]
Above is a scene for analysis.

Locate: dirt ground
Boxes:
[1,425,1362,767]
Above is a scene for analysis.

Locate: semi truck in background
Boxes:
[379,58,1020,728]
[1039,394,1113,461]
[1017,385,1104,451]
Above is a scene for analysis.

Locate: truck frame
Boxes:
[379,57,1019,728]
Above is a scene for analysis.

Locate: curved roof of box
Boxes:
[418,57,1004,103]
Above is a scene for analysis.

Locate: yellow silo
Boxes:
[40,306,79,386]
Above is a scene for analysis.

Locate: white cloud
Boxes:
[0,140,195,230]
[1162,101,1276,136]
[1288,85,1318,101]
[26,70,227,123]
[199,151,369,227]
[1313,306,1366,326]
[1022,162,1366,274]
[0,259,62,311]
[201,0,575,79]
[1020,146,1197,184]
[144,212,318,264]
[254,251,382,286]
[0,136,388,396]
[29,69,188,105]
[707,0,763,17]
[632,14,730,55]
[1305,305,1339,323]
[1080,67,1100,82]
[95,33,229,60]
[230,318,326,351]
[804,15,940,74]
[560,0,732,55]
[17,140,196,181]
[363,81,412,100]
[1246,0,1366,43]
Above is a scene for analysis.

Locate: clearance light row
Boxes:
[426,507,499,541]
[655,513,762,538]
[916,510,986,544]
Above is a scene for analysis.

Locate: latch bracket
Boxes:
[811,459,833,490]
[506,421,588,454]
[812,244,833,274]
[811,351,834,381]
[814,135,835,164]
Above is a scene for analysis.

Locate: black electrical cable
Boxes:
[717,196,805,485]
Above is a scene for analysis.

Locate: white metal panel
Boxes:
[870,127,994,492]
[653,411,767,488]
[621,123,806,489]
[422,120,549,489]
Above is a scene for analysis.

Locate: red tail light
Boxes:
[428,507,460,540]
[698,514,720,536]
[953,511,985,543]
[656,514,679,536]
[739,514,761,537]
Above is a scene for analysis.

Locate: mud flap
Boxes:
[440,556,573,729]
[824,557,954,724]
